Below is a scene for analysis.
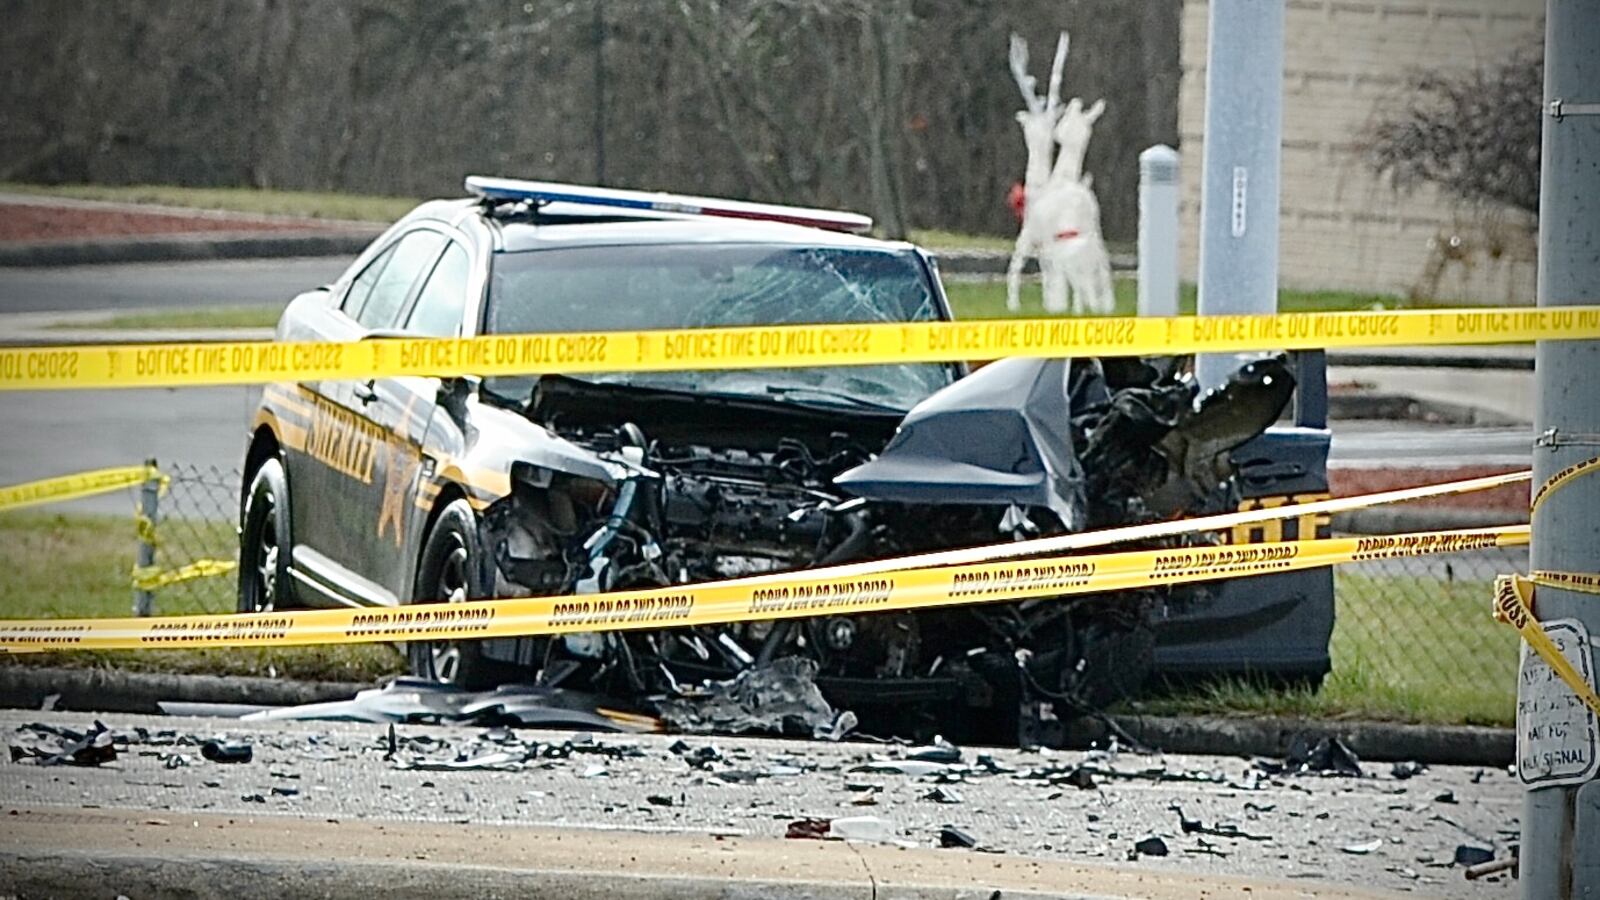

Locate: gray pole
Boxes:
[1523,3,1600,897]
[133,459,160,617]
[1193,0,1284,390]
[1138,144,1180,318]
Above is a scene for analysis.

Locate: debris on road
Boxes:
[1170,805,1271,842]
[1340,839,1383,855]
[1258,735,1363,777]
[8,721,117,767]
[199,739,253,764]
[165,678,651,733]
[1453,844,1496,867]
[938,825,978,849]
[1390,760,1426,779]
[654,657,856,739]
[1130,836,1169,858]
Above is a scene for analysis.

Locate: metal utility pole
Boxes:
[1193,0,1284,390]
[592,0,607,184]
[1138,144,1180,318]
[1522,2,1600,896]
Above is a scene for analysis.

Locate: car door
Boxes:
[350,238,474,604]
[293,228,447,603]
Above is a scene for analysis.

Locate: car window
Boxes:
[355,230,447,330]
[404,242,470,337]
[342,245,395,320]
[485,244,950,410]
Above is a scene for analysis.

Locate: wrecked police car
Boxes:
[240,178,1332,743]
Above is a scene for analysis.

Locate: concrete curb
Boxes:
[0,665,370,715]
[1,851,920,900]
[0,665,1513,767]
[1086,712,1512,768]
[1328,391,1525,427]
[0,230,379,267]
[1332,506,1528,534]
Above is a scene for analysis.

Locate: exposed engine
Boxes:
[476,355,1296,743]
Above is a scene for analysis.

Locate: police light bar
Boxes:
[464,176,873,234]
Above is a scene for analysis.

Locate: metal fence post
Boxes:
[1137,144,1180,318]
[1522,2,1600,895]
[133,459,160,617]
[1194,0,1284,390]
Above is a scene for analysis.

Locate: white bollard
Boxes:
[1137,145,1180,318]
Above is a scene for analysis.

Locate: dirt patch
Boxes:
[0,202,321,243]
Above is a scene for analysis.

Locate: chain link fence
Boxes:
[1328,544,1524,724]
[130,461,1523,722]
[137,463,241,614]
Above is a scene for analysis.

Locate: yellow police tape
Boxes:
[2,306,1597,391]
[130,559,238,592]
[0,525,1527,653]
[0,465,162,512]
[1490,453,1600,721]
[1493,575,1600,719]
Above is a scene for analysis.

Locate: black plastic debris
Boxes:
[200,740,253,764]
[1130,836,1169,858]
[786,817,832,840]
[270,786,299,797]
[1390,761,1427,780]
[654,657,855,740]
[921,787,964,804]
[9,721,118,767]
[1170,805,1270,842]
[1050,766,1097,790]
[1434,790,1457,804]
[646,794,675,807]
[1454,844,1495,867]
[241,793,266,803]
[939,826,978,849]
[1263,734,1363,777]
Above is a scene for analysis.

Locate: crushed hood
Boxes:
[833,357,1088,529]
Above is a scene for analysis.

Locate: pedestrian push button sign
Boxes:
[1517,618,1600,787]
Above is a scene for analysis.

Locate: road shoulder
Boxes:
[0,806,1405,900]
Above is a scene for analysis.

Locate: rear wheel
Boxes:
[407,500,494,688]
[238,458,294,613]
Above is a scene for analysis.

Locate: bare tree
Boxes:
[1363,45,1542,215]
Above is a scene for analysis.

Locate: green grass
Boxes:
[50,306,284,331]
[1,508,1516,724]
[943,278,1413,319]
[1127,572,1517,727]
[0,182,417,223]
[0,510,403,682]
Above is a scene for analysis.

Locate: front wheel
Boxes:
[238,458,294,613]
[407,499,495,688]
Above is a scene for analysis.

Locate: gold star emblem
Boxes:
[377,396,422,548]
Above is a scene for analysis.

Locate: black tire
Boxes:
[238,458,294,613]
[407,499,495,688]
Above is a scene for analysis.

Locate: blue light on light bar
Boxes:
[464,176,874,234]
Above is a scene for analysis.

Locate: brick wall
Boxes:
[1178,0,1542,304]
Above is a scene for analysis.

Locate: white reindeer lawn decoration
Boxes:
[1005,32,1114,316]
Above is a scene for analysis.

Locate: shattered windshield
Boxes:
[484,243,950,410]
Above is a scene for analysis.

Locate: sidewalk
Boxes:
[0,806,1409,900]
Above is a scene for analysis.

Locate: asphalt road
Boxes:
[0,256,345,313]
[0,710,1520,897]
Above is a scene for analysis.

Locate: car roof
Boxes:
[408,198,916,255]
